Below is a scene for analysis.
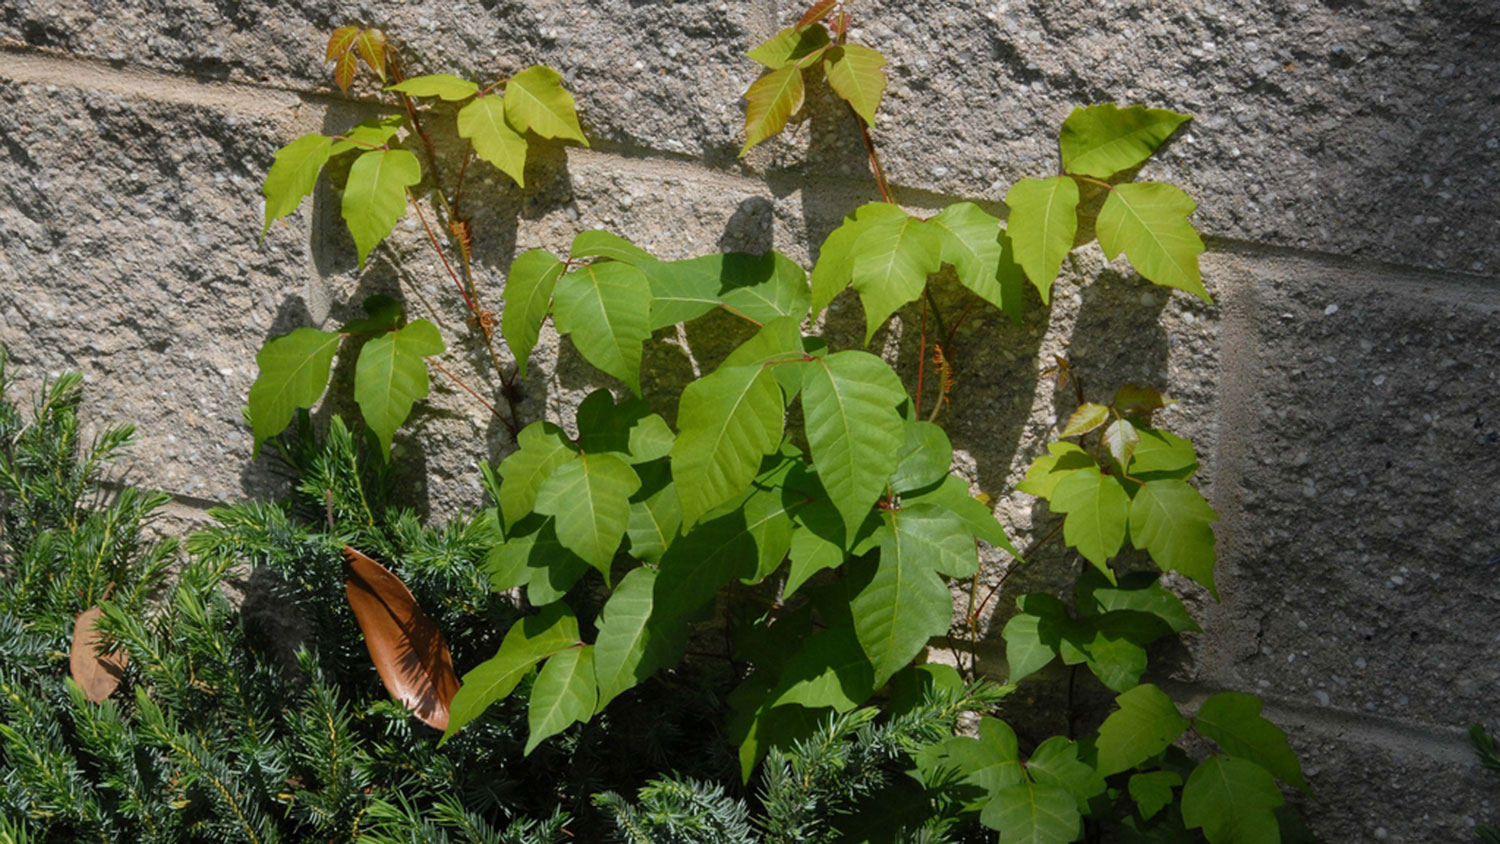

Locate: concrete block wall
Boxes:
[2,1,1496,838]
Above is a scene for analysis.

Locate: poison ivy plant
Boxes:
[244,10,1304,843]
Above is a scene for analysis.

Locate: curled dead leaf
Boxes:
[70,606,128,704]
[343,545,459,730]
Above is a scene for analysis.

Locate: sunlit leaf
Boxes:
[1097,182,1208,300]
[672,363,785,528]
[247,328,340,456]
[496,421,576,526]
[458,96,528,186]
[1060,103,1191,179]
[501,249,565,377]
[824,43,886,125]
[741,65,805,155]
[929,202,1025,324]
[800,351,905,537]
[552,262,653,395]
[262,133,334,233]
[593,568,657,711]
[325,26,359,61]
[1096,684,1190,775]
[353,28,387,81]
[1128,479,1218,596]
[341,148,421,267]
[1061,402,1109,437]
[571,230,655,264]
[1006,176,1079,303]
[1049,465,1130,578]
[353,319,444,460]
[809,202,908,317]
[534,452,640,579]
[850,213,943,344]
[525,645,595,754]
[387,73,478,101]
[746,24,830,68]
[445,604,580,739]
[849,514,954,684]
[505,65,589,145]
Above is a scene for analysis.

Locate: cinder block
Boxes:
[1196,253,1500,727]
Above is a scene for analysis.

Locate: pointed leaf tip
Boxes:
[343,546,459,730]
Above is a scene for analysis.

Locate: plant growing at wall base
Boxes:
[242,6,1307,841]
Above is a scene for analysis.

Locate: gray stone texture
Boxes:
[3,0,1498,840]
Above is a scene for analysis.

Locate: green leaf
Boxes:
[1129,428,1199,477]
[1181,756,1283,844]
[1027,736,1107,812]
[890,421,953,494]
[721,316,807,374]
[1076,570,1199,634]
[800,351,906,538]
[785,499,847,597]
[746,25,830,68]
[1097,182,1208,300]
[574,389,674,461]
[1096,684,1190,776]
[504,65,588,145]
[571,230,655,264]
[904,474,1018,555]
[501,249,565,378]
[592,567,657,711]
[342,148,421,267]
[457,96,528,186]
[353,319,444,459]
[1128,479,1218,596]
[889,503,976,578]
[1049,465,1130,577]
[552,262,653,395]
[525,645,596,754]
[928,202,1026,324]
[1103,418,1141,468]
[625,473,680,563]
[262,133,334,233]
[850,213,943,344]
[823,43,886,124]
[765,624,874,713]
[716,251,811,324]
[329,116,404,155]
[649,509,761,667]
[1077,628,1148,692]
[1059,104,1191,179]
[1001,593,1072,683]
[637,256,725,328]
[446,605,579,739]
[741,65,805,156]
[742,480,799,583]
[809,202,908,317]
[981,780,1082,844]
[486,515,591,605]
[534,452,640,579]
[496,422,577,526]
[671,363,785,528]
[1061,402,1110,437]
[1194,693,1309,793]
[850,511,956,684]
[1017,442,1096,500]
[386,73,479,100]
[1129,771,1182,822]
[1005,176,1079,303]
[247,329,340,455]
[922,717,1025,812]
[338,293,404,334]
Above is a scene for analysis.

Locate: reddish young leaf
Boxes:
[354,28,389,82]
[831,10,851,37]
[326,26,359,62]
[70,607,128,704]
[344,545,459,730]
[797,0,839,29]
[334,51,359,93]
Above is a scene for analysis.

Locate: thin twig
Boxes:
[971,520,1064,622]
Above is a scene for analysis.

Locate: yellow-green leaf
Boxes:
[1006,176,1079,303]
[746,25,830,68]
[850,214,943,345]
[1097,182,1208,301]
[247,328,340,455]
[504,65,588,145]
[387,73,478,101]
[501,249,565,377]
[352,319,444,459]
[1128,479,1218,596]
[823,43,886,125]
[341,148,420,268]
[741,65,805,156]
[671,363,785,528]
[1060,103,1191,179]
[533,452,640,579]
[551,262,653,395]
[458,96,528,186]
[262,133,334,234]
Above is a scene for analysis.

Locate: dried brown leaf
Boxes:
[70,607,128,704]
[343,545,459,730]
